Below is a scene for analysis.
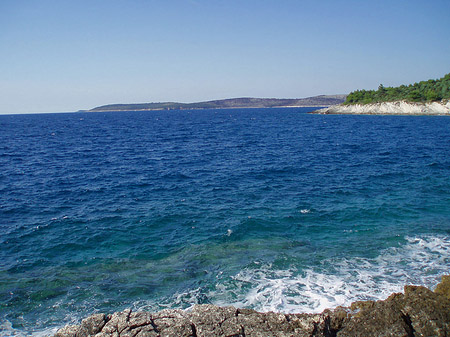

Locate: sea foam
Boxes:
[230,235,449,313]
[0,320,57,337]
[161,235,449,314]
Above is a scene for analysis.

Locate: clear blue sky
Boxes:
[1,0,449,114]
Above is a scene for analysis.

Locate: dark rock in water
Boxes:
[54,276,450,337]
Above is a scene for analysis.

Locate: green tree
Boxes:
[408,90,423,102]
[344,73,450,104]
[426,90,439,102]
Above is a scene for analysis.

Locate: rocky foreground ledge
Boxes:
[55,276,450,337]
[312,101,450,115]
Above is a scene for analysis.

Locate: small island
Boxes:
[313,74,450,115]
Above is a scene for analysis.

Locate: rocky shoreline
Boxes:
[55,276,450,337]
[312,101,450,115]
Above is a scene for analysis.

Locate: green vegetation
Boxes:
[345,73,450,105]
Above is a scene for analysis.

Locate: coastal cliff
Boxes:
[312,100,450,115]
[55,276,450,337]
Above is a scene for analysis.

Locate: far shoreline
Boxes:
[0,106,326,116]
[85,105,328,113]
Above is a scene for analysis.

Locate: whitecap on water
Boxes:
[186,235,450,314]
[127,235,449,318]
[0,319,58,337]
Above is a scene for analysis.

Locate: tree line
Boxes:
[345,73,450,104]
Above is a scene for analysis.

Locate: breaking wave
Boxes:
[164,235,449,314]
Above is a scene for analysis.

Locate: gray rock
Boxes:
[54,324,79,337]
[78,314,108,337]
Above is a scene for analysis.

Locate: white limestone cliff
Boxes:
[313,101,450,115]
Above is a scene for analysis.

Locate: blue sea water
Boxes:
[1,107,450,335]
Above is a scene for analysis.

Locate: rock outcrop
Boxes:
[54,276,450,337]
[312,101,450,115]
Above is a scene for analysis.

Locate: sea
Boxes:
[1,107,449,336]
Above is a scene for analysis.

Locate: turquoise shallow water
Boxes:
[1,108,450,335]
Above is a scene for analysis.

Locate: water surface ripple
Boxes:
[1,108,449,335]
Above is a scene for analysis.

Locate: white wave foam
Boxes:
[18,234,446,336]
[0,320,58,337]
[208,235,450,313]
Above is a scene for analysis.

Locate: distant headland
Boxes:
[88,95,347,112]
[87,73,450,115]
[313,73,450,115]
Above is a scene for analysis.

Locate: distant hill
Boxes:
[89,95,346,112]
